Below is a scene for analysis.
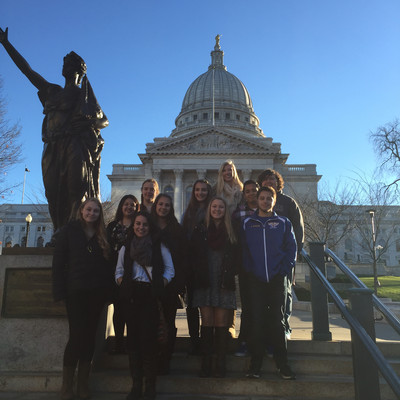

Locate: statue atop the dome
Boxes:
[215,34,221,50]
[0,27,109,234]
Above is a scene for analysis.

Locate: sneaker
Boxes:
[278,365,296,380]
[246,369,260,379]
[234,342,249,357]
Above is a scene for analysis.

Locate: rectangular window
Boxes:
[203,113,208,120]
[214,112,219,119]
[193,114,197,121]
[225,113,230,120]
[236,114,240,121]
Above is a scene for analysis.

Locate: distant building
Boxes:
[0,204,53,248]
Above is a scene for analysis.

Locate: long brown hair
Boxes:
[77,197,109,258]
[182,179,212,233]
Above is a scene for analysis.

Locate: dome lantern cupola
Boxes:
[209,34,226,71]
[171,36,264,138]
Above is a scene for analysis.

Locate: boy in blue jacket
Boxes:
[241,186,297,380]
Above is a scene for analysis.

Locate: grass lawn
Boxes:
[359,276,400,302]
[295,276,400,302]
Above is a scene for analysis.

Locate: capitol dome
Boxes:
[171,36,264,138]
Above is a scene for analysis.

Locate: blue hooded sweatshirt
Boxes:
[241,211,297,282]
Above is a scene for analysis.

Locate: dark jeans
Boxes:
[112,285,126,341]
[185,282,200,340]
[124,282,159,371]
[284,267,294,333]
[64,287,108,367]
[247,273,288,370]
[237,270,251,343]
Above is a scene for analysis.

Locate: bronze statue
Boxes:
[0,27,108,232]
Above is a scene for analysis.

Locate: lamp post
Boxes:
[366,209,380,295]
[25,213,32,248]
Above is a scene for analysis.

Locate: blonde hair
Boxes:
[216,160,243,196]
[77,197,109,258]
[205,196,237,243]
[140,178,160,204]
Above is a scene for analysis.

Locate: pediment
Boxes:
[145,129,281,155]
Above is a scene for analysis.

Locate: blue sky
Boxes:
[1,0,400,204]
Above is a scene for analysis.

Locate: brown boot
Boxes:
[61,366,75,400]
[77,361,91,399]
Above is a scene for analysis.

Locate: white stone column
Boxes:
[174,169,184,219]
[242,169,252,182]
[152,169,161,189]
[196,169,207,180]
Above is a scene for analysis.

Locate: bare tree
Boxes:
[299,181,358,251]
[352,172,398,294]
[370,119,400,190]
[0,76,22,199]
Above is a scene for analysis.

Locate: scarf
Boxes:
[130,235,152,266]
[207,221,227,250]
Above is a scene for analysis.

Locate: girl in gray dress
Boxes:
[190,197,240,378]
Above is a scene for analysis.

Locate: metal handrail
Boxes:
[301,248,400,398]
[325,247,400,336]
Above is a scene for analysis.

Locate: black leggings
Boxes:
[64,288,107,367]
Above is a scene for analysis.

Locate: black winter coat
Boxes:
[52,220,113,302]
[189,223,240,291]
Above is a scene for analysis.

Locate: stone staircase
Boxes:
[1,337,399,399]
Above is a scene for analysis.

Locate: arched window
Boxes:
[345,238,353,252]
[164,185,174,201]
[4,236,12,247]
[37,236,44,248]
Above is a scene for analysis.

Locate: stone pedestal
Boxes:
[0,252,112,373]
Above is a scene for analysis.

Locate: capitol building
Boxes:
[108,37,321,219]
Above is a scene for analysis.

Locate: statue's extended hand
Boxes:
[0,27,8,45]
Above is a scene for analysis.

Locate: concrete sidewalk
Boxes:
[174,307,400,342]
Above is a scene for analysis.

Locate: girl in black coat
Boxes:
[52,198,112,400]
[151,193,188,374]
[190,196,240,378]
[182,179,212,355]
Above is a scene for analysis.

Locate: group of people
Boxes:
[52,161,304,400]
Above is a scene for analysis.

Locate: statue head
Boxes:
[62,51,87,84]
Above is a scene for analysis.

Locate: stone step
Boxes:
[1,371,396,400]
[107,336,400,358]
[99,352,400,377]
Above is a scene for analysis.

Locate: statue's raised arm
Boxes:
[0,26,109,235]
[0,27,49,91]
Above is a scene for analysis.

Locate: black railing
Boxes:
[302,243,400,400]
[325,247,400,336]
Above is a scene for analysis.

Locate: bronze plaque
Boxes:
[2,268,66,318]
